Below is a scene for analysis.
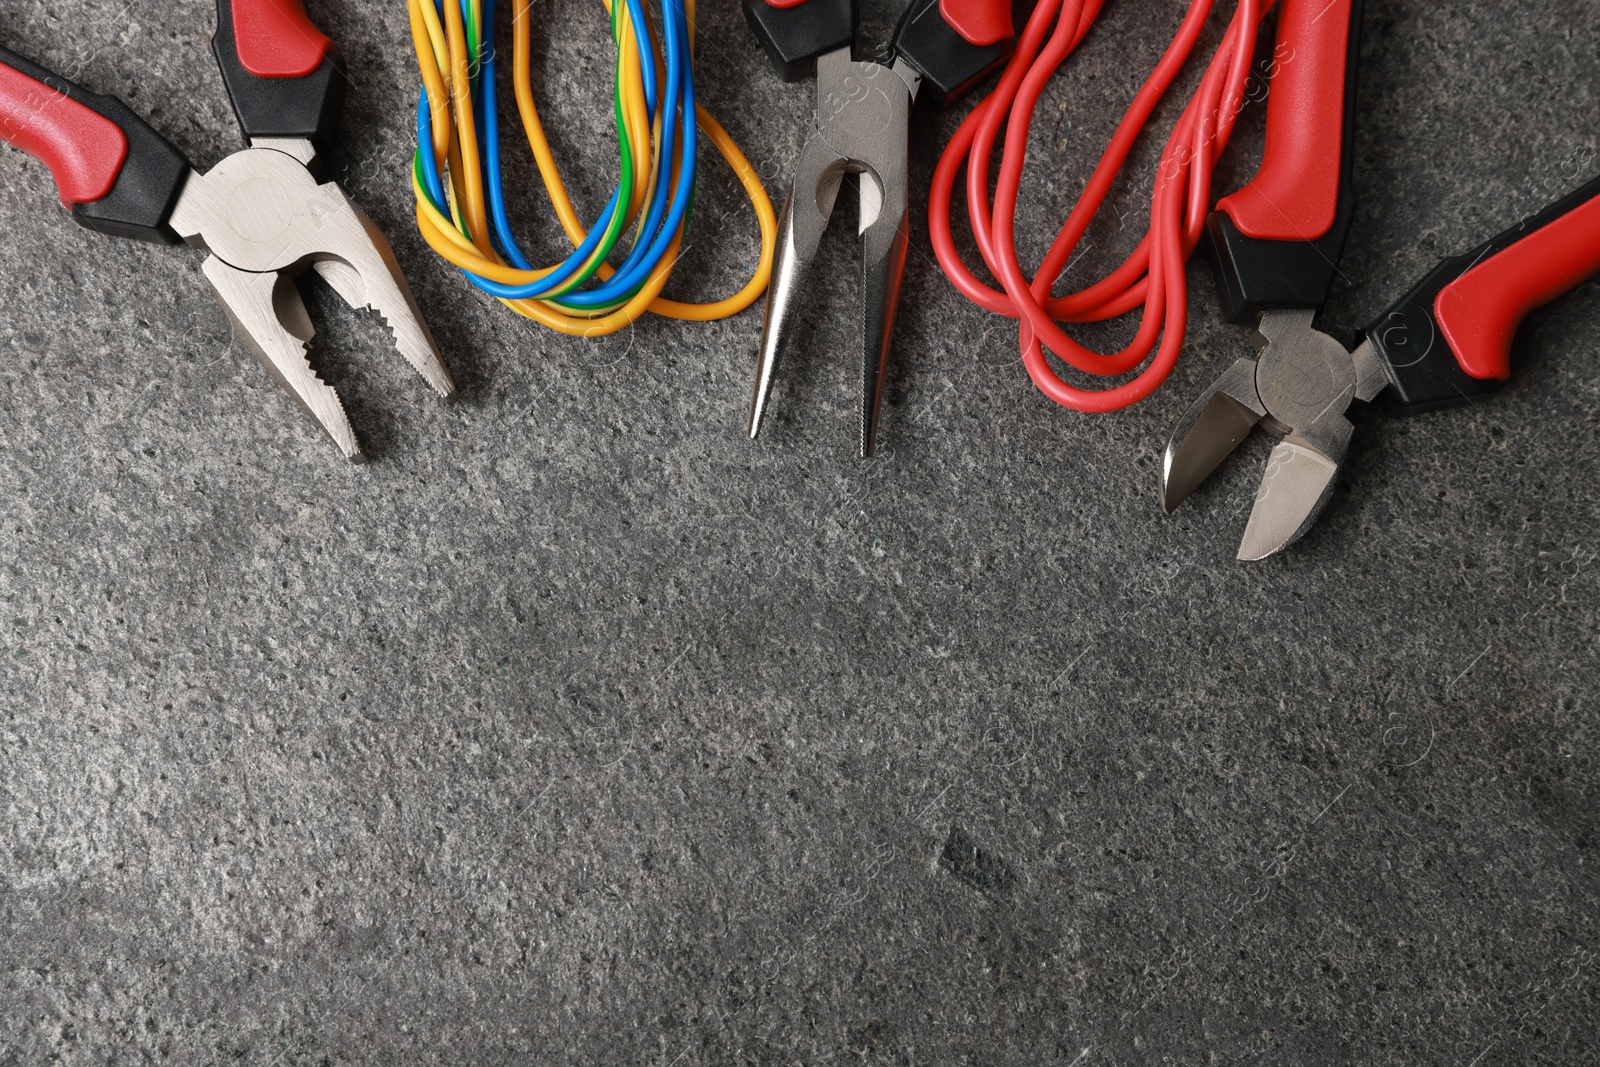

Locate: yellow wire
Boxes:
[407,0,775,337]
[439,0,492,255]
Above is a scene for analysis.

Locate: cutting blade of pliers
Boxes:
[1165,168,1600,556]
[167,145,451,461]
[1164,0,1600,558]
[1161,310,1387,559]
[750,46,917,458]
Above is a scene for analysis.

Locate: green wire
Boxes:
[465,0,481,80]
[416,0,674,313]
[538,0,641,310]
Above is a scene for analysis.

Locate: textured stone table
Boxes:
[2,0,1596,1061]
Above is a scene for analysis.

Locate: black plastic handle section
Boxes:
[0,44,190,243]
[1364,171,1600,414]
[1203,0,1363,324]
[212,0,346,155]
[744,0,858,82]
[891,0,1015,107]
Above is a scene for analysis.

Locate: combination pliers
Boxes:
[0,0,452,461]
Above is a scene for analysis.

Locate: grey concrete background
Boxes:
[2,0,1597,1062]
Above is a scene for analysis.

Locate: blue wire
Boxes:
[475,0,695,305]
[476,0,625,287]
[416,93,448,209]
[624,0,660,118]
[416,0,699,307]
[537,0,694,307]
[469,0,682,302]
[468,0,632,300]
[470,0,645,298]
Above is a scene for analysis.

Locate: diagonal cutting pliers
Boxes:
[1159,0,1600,558]
[0,0,453,461]
[743,0,1016,457]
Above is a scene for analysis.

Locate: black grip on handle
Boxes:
[0,44,191,243]
[744,0,858,82]
[891,0,1014,107]
[212,0,345,155]
[1364,171,1600,414]
[1203,0,1364,323]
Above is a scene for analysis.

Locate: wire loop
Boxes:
[928,0,1273,411]
[408,0,777,336]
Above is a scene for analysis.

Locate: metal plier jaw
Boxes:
[1160,310,1387,560]
[168,143,451,462]
[750,48,919,459]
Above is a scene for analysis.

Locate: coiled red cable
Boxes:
[928,0,1274,412]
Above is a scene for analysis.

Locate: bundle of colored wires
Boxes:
[928,0,1274,411]
[408,0,777,337]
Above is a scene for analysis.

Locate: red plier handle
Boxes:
[1366,173,1600,411]
[892,0,1016,106]
[0,43,192,242]
[1206,0,1363,323]
[0,1,345,242]
[743,0,857,82]
[212,0,345,156]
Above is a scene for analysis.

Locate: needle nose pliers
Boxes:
[0,0,453,461]
[1159,0,1600,558]
[743,0,1016,457]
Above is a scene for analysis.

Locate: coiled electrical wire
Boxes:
[408,0,776,336]
[927,0,1272,411]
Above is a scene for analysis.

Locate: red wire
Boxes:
[928,0,1274,412]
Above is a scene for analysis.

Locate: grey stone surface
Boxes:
[2,0,1597,1062]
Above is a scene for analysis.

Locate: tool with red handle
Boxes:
[1160,0,1600,559]
[1161,174,1600,559]
[743,0,856,82]
[743,0,1016,458]
[0,13,449,461]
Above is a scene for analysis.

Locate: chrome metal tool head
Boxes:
[167,142,453,461]
[749,47,919,458]
[1160,308,1389,559]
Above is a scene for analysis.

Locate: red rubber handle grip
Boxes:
[0,58,128,205]
[1215,0,1354,241]
[1435,185,1600,380]
[940,0,1013,46]
[231,0,333,78]
[0,43,190,242]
